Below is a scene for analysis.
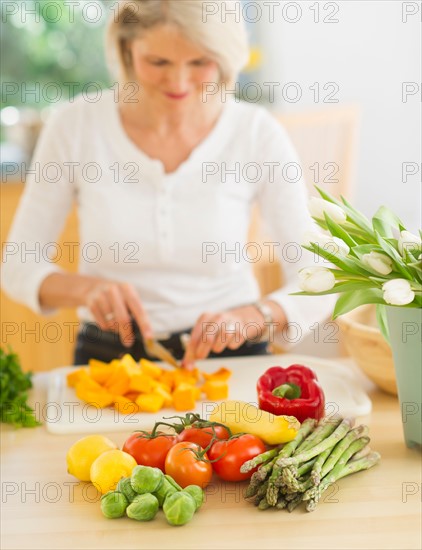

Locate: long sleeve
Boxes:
[1,107,76,314]
[255,113,336,348]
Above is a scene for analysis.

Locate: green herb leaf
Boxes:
[0,347,41,429]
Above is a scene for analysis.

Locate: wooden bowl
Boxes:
[337,304,397,395]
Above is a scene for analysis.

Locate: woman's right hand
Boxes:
[85,281,153,347]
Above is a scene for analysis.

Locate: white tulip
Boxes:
[308,197,347,224]
[362,251,393,275]
[299,267,336,293]
[398,230,421,255]
[303,230,350,256]
[382,279,415,306]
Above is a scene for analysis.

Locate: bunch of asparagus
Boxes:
[241,415,380,513]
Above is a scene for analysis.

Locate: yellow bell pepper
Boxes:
[208,400,300,445]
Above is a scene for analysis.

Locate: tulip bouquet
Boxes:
[295,186,422,343]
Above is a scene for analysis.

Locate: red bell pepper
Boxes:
[257,365,325,423]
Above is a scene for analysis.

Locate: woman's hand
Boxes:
[85,281,153,347]
[182,303,277,369]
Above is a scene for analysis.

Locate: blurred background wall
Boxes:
[258,0,421,232]
[1,0,421,368]
[2,0,420,226]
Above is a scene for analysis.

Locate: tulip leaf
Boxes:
[303,244,371,277]
[314,186,373,234]
[323,212,357,248]
[374,231,411,279]
[375,304,390,344]
[332,289,385,319]
[339,196,374,233]
[351,244,385,258]
[315,185,344,207]
[291,280,378,297]
[372,205,406,237]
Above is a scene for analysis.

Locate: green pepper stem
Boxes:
[272,383,302,400]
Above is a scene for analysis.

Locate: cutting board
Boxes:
[45,354,372,434]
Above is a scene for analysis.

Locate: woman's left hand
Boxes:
[181,304,270,369]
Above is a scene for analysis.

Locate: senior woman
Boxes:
[2,0,333,368]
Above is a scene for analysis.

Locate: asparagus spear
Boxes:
[276,496,287,510]
[305,451,381,511]
[246,454,279,498]
[245,472,262,498]
[310,446,332,486]
[258,496,271,510]
[276,418,355,468]
[303,436,371,501]
[252,480,269,505]
[294,415,343,454]
[240,446,281,474]
[319,425,369,480]
[280,467,302,493]
[266,471,280,506]
[256,456,278,481]
[242,418,317,475]
[297,458,318,477]
[263,419,317,506]
[287,493,303,512]
[350,445,371,461]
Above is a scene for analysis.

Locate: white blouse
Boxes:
[2,90,334,346]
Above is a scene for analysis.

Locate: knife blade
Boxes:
[143,337,181,369]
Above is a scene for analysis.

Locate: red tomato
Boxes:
[122,432,177,472]
[165,442,213,488]
[208,435,266,482]
[177,425,230,449]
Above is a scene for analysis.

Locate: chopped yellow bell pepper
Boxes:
[104,366,130,395]
[172,383,198,411]
[66,367,88,388]
[129,373,154,393]
[136,393,165,413]
[75,383,114,408]
[202,380,229,401]
[140,358,162,379]
[113,396,140,414]
[88,359,115,385]
[153,384,173,407]
[202,367,232,381]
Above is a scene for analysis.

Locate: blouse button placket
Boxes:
[156,181,173,260]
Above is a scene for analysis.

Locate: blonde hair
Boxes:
[105,0,249,84]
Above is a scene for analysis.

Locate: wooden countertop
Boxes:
[1,358,421,550]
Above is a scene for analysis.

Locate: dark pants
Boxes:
[74,322,269,365]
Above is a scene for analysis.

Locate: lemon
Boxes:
[90,450,137,494]
[66,435,117,482]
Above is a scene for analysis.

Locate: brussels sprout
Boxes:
[131,465,163,494]
[117,477,137,503]
[153,477,177,507]
[183,485,204,511]
[163,491,196,526]
[100,491,128,519]
[164,474,183,491]
[126,493,159,521]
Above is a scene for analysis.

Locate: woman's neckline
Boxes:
[108,91,233,177]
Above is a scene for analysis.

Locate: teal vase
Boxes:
[386,306,422,448]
